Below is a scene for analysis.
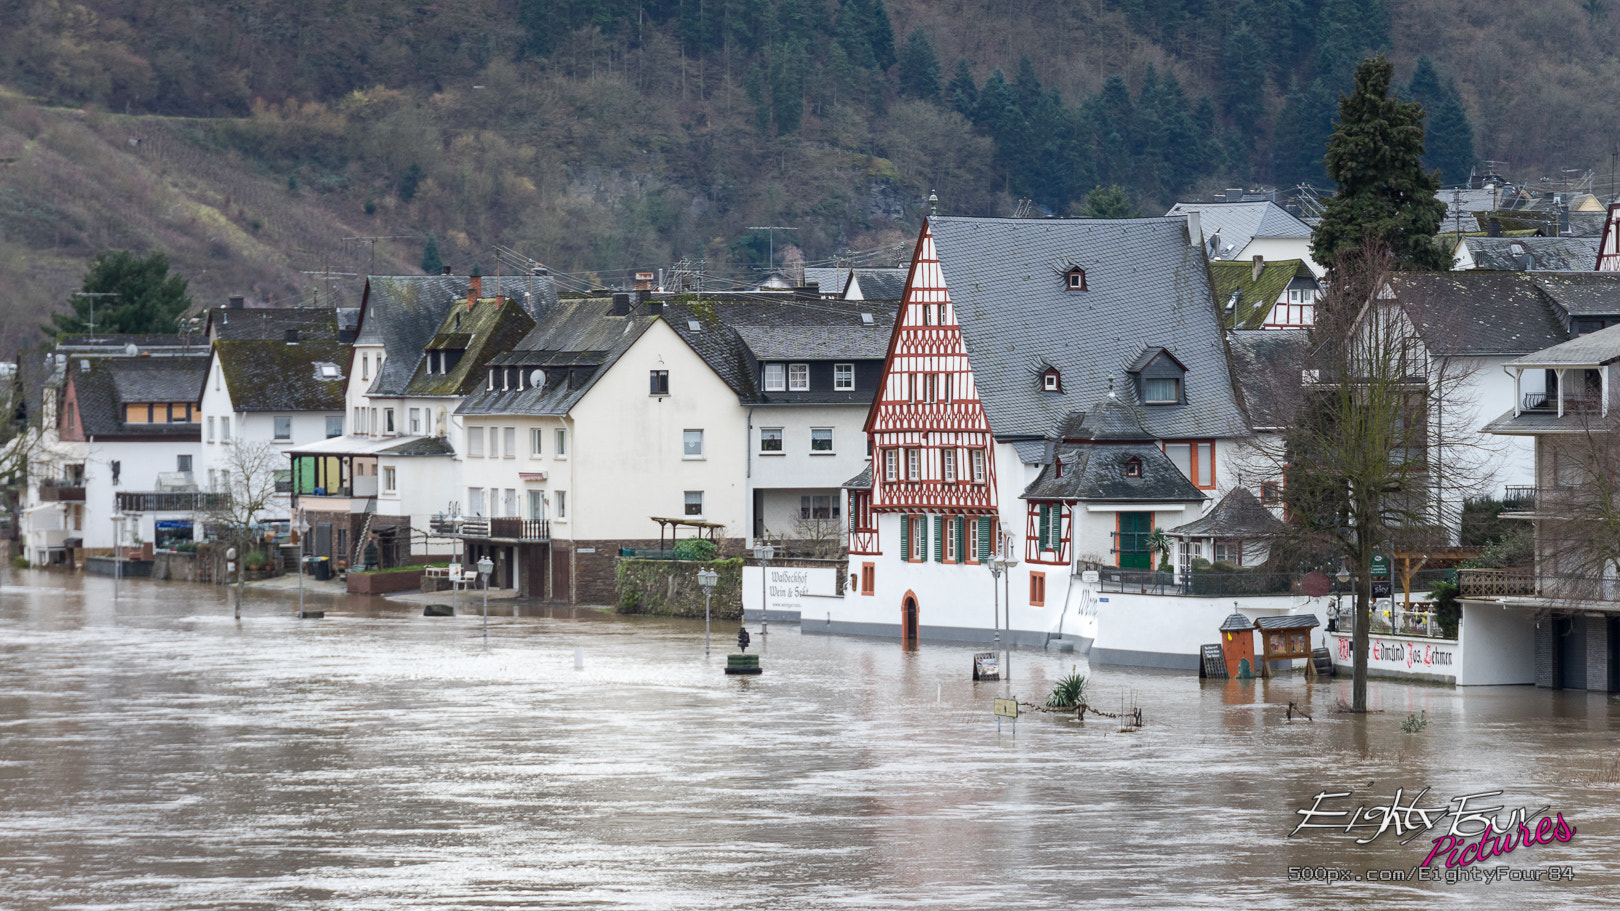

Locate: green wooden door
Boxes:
[1117,512,1153,569]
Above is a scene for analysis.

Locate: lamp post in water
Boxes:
[697,566,719,656]
[477,554,494,639]
[1001,539,1020,681]
[110,509,125,602]
[985,556,1003,646]
[294,513,310,618]
[752,542,774,637]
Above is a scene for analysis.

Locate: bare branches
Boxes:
[1535,411,1620,604]
[204,441,285,542]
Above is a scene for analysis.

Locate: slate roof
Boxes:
[1021,438,1206,502]
[1503,320,1620,368]
[69,355,208,437]
[1208,259,1312,329]
[927,216,1251,446]
[1383,272,1570,356]
[355,275,467,396]
[215,335,348,411]
[56,335,205,356]
[1164,201,1312,260]
[1226,330,1310,430]
[1168,487,1287,538]
[458,295,660,417]
[802,268,906,300]
[206,306,342,342]
[1254,614,1319,630]
[1455,236,1600,271]
[1482,407,1604,436]
[402,297,535,398]
[1057,395,1156,442]
[662,298,898,405]
[842,465,873,489]
[1529,272,1620,318]
[1219,612,1253,632]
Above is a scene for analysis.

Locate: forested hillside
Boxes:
[2,0,1617,352]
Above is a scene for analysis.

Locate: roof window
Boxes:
[1042,367,1062,392]
[1125,457,1142,478]
[1066,267,1087,291]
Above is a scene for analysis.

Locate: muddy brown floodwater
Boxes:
[0,570,1615,910]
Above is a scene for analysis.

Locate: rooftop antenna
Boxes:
[70,292,118,340]
[746,226,797,278]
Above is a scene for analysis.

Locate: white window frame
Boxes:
[383,466,397,493]
[760,427,784,454]
[273,415,292,441]
[809,428,833,454]
[683,429,705,460]
[220,417,231,441]
[503,427,516,459]
[684,490,703,517]
[528,490,545,521]
[530,428,544,458]
[327,415,343,438]
[555,490,568,521]
[971,449,985,484]
[468,426,485,458]
[834,363,855,391]
[409,408,421,434]
[764,363,785,392]
[907,447,921,480]
[489,426,499,459]
[206,416,215,443]
[884,449,898,482]
[555,428,568,459]
[384,409,395,434]
[943,449,957,484]
[1143,377,1181,404]
[788,363,810,391]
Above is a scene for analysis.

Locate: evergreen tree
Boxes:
[1081,185,1139,218]
[1312,56,1448,274]
[1219,25,1268,127]
[865,0,897,69]
[947,59,978,119]
[49,250,192,337]
[1406,57,1474,186]
[897,30,940,100]
[1271,77,1337,188]
[421,233,444,275]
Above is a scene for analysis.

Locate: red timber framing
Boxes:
[1025,500,1071,565]
[1600,203,1620,271]
[866,221,998,519]
[849,488,879,555]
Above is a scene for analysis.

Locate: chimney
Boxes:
[1251,254,1264,282]
[1226,188,1244,202]
[467,275,481,310]
[611,292,631,316]
[1186,211,1202,249]
[442,265,452,275]
[531,266,549,276]
[285,328,299,343]
[634,271,655,291]
[648,298,663,316]
[228,295,245,309]
[1487,217,1502,237]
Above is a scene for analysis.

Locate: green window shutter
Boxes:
[934,515,945,562]
[1037,503,1050,549]
[900,514,910,561]
[978,517,992,561]
[1048,504,1062,550]
[956,517,966,563]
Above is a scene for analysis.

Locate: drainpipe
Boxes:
[745,407,755,549]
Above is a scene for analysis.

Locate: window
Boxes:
[177,454,192,473]
[650,370,669,396]
[907,448,921,480]
[943,449,957,484]
[555,490,567,520]
[922,302,933,325]
[684,490,704,517]
[945,516,959,562]
[1066,268,1086,291]
[1043,368,1061,392]
[327,415,343,438]
[1143,377,1181,404]
[468,426,485,457]
[361,354,369,381]
[220,417,231,441]
[530,428,544,457]
[810,428,833,453]
[924,374,936,403]
[1260,481,1282,504]
[369,408,378,434]
[207,416,215,442]
[760,428,783,453]
[971,449,986,484]
[683,429,704,459]
[489,427,499,458]
[1030,572,1046,606]
[503,427,516,459]
[555,428,567,458]
[1163,441,1216,489]
[383,467,396,493]
[884,449,898,482]
[788,363,810,391]
[274,416,292,440]
[384,409,395,434]
[834,363,855,390]
[800,495,836,519]
[904,515,929,562]
[468,487,486,516]
[861,563,875,596]
[1125,458,1142,478]
[764,363,785,391]
[528,490,545,521]
[504,489,517,516]
[352,407,363,435]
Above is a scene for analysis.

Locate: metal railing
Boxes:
[38,481,85,502]
[1097,567,1295,597]
[426,515,549,541]
[1501,486,1536,510]
[115,491,230,513]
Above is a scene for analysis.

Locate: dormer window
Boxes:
[1127,347,1188,405]
[1042,368,1061,392]
[1125,457,1143,478]
[1066,268,1087,291]
[1054,456,1064,478]
[1143,377,1181,404]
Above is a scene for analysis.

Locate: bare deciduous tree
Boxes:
[204,440,285,551]
[1535,412,1620,604]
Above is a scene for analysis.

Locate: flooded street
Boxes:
[0,571,1615,910]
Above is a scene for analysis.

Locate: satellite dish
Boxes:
[434,406,448,437]
[530,369,546,389]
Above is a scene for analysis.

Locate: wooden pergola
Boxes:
[650,516,725,550]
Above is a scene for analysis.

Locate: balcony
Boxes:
[38,481,85,502]
[1501,486,1536,511]
[116,491,231,513]
[1458,568,1536,598]
[428,515,549,542]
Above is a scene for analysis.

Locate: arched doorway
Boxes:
[901,592,920,647]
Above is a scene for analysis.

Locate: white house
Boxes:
[1166,200,1323,277]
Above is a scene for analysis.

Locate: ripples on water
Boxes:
[0,572,1614,910]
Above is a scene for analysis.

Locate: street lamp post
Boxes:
[477,555,494,639]
[295,513,311,618]
[1000,536,1019,681]
[752,543,775,637]
[1336,564,1352,635]
[111,509,125,602]
[697,566,719,656]
[225,546,240,619]
[986,557,1004,646]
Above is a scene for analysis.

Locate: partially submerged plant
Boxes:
[1046,668,1088,708]
[1401,710,1428,734]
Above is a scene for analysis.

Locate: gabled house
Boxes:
[839,215,1258,662]
[1209,258,1320,329]
[803,267,907,301]
[1166,200,1322,277]
[1449,235,1601,272]
[1525,272,1620,335]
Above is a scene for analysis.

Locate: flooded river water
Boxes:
[0,571,1615,910]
